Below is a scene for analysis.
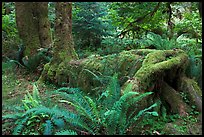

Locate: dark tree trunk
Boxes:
[53,2,78,62]
[15,2,52,70]
[38,2,78,85]
[35,2,52,48]
[15,2,40,56]
[198,2,202,18]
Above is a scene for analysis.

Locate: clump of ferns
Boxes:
[3,74,158,135]
[52,73,159,135]
[2,83,79,135]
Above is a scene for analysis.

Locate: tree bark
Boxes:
[198,2,202,18]
[35,2,52,48]
[15,2,52,70]
[15,2,40,56]
[40,49,202,117]
[38,2,78,85]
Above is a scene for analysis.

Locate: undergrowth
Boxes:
[3,73,158,135]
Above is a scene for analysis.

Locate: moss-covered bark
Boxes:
[38,2,78,85]
[121,49,188,94]
[35,2,52,48]
[178,76,202,112]
[39,48,202,117]
[15,2,40,56]
[39,49,144,93]
[15,2,52,70]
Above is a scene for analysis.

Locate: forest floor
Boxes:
[2,62,58,135]
[2,61,202,135]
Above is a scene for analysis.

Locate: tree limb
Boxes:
[117,2,161,38]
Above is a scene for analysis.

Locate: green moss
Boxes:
[142,50,166,66]
[185,78,202,97]
[122,49,188,93]
[178,77,202,112]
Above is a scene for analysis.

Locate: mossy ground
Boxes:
[2,50,202,135]
[2,61,58,135]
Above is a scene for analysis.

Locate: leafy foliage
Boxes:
[52,73,158,135]
[2,2,202,135]
[3,74,157,135]
[96,37,139,55]
[2,84,82,135]
[2,2,18,39]
[2,3,21,58]
[55,130,77,135]
[72,2,110,50]
[138,32,177,50]
[185,55,202,88]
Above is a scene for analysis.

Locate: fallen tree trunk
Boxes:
[178,76,202,112]
[38,49,202,115]
[38,49,146,93]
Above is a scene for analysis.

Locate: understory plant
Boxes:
[2,84,78,135]
[3,74,158,135]
[51,73,158,135]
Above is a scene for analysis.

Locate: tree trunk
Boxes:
[38,2,78,85]
[198,2,202,18]
[15,2,52,70]
[38,49,202,117]
[15,2,40,56]
[35,2,52,48]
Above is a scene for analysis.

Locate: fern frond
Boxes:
[22,106,48,117]
[82,68,102,84]
[55,129,77,135]
[55,108,95,134]
[136,102,157,118]
[127,102,158,129]
[106,92,139,135]
[56,87,82,94]
[126,92,153,109]
[32,83,40,101]
[2,113,23,120]
[104,110,119,135]
[100,73,121,110]
[84,96,100,121]
[122,83,134,94]
[43,120,53,135]
[52,117,65,129]
[56,91,95,122]
[112,92,139,111]
[13,116,29,135]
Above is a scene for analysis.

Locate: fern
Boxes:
[13,116,30,135]
[43,120,53,135]
[99,73,121,110]
[22,83,42,110]
[54,73,158,135]
[55,130,77,135]
[3,86,87,135]
[141,32,176,50]
[32,83,41,101]
[56,92,100,134]
[2,113,23,120]
[4,74,158,135]
[52,117,65,129]
[127,102,158,129]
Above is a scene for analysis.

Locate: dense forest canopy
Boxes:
[2,2,202,135]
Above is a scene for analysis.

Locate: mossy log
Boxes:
[38,49,202,116]
[178,76,202,112]
[38,49,145,93]
[160,81,191,115]
[121,49,189,94]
